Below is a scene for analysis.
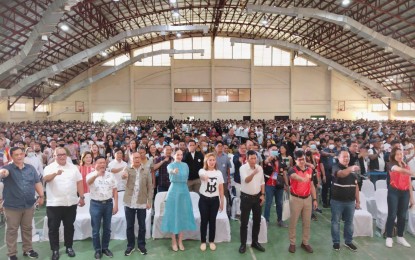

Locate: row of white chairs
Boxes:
[361,179,415,235]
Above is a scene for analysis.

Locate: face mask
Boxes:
[202,147,208,152]
[270,150,279,157]
[222,135,226,138]
[310,144,317,150]
[315,141,320,145]
[328,144,335,150]
[27,152,35,157]
[267,135,271,139]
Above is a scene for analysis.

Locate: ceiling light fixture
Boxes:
[172,10,180,18]
[261,18,268,26]
[176,32,182,38]
[341,0,351,6]
[101,51,108,57]
[59,24,70,31]
[170,0,177,3]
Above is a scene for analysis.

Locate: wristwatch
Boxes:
[80,196,85,200]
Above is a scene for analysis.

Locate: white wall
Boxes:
[3,57,406,122]
[0,97,48,122]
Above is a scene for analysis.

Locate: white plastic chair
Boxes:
[230,181,241,219]
[152,192,167,239]
[375,189,388,233]
[73,193,92,240]
[361,180,377,219]
[353,192,373,237]
[247,215,268,244]
[375,180,387,190]
[111,191,126,239]
[208,198,231,242]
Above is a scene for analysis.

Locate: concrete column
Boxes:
[129,49,135,120]
[211,37,215,120]
[250,44,254,119]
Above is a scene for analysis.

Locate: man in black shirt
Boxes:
[331,150,360,252]
[183,140,204,192]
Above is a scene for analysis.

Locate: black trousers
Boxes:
[322,169,332,205]
[47,205,77,251]
[198,195,220,243]
[240,192,262,245]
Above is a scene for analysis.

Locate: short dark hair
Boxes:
[294,150,305,159]
[10,147,24,156]
[215,140,224,146]
[188,140,196,145]
[94,156,106,162]
[247,150,257,158]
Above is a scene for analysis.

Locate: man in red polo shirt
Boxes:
[287,150,318,254]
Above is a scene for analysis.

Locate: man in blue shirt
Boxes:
[0,147,44,260]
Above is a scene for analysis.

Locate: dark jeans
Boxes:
[330,199,355,244]
[322,170,332,205]
[198,195,220,243]
[264,185,284,222]
[386,187,410,237]
[368,171,387,186]
[240,192,262,245]
[47,205,77,251]
[125,206,147,249]
[90,200,113,251]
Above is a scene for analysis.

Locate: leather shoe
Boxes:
[52,250,60,260]
[301,243,314,253]
[251,242,265,252]
[66,247,76,257]
[94,250,102,259]
[239,244,246,254]
[288,244,296,253]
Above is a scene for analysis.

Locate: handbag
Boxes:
[282,191,291,221]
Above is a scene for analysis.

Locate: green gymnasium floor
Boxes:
[1,206,414,260]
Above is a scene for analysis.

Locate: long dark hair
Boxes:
[389,147,404,167]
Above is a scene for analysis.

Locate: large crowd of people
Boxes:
[1,118,415,259]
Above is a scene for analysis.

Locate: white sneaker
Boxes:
[385,237,393,248]
[397,237,411,248]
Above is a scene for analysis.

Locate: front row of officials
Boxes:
[1,146,415,259]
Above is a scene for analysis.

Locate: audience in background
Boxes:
[1,118,415,257]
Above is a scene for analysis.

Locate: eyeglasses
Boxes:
[56,154,67,157]
[296,158,305,161]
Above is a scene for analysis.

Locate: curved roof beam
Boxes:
[50,48,204,102]
[5,25,209,97]
[0,0,81,81]
[230,38,389,97]
[246,4,415,64]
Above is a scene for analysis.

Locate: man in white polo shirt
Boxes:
[43,147,85,260]
[107,148,127,191]
[238,150,265,254]
[87,156,118,259]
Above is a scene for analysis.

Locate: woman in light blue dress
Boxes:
[161,150,196,251]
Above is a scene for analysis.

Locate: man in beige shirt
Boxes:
[122,151,153,256]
